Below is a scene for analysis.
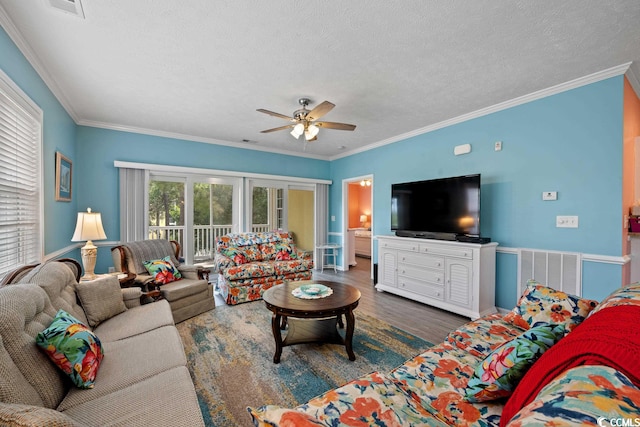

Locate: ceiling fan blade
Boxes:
[306,101,335,121]
[256,109,293,121]
[260,124,294,133]
[316,121,356,131]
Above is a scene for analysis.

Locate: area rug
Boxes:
[176,301,433,427]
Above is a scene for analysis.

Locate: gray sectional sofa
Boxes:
[0,260,204,426]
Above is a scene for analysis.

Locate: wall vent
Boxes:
[48,0,85,19]
[518,249,582,297]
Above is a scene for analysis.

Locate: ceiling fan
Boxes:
[257,98,356,142]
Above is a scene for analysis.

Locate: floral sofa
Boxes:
[214,231,313,305]
[248,280,640,426]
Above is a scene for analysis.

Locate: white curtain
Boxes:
[119,168,148,242]
[314,183,329,269]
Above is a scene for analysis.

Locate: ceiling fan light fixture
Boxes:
[305,124,319,140]
[258,98,355,143]
[291,123,304,139]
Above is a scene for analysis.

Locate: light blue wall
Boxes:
[75,126,330,271]
[0,26,78,256]
[329,77,625,307]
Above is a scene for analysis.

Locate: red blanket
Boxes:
[500,304,640,426]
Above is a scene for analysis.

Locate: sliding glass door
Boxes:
[192,178,238,262]
[145,172,320,265]
[148,177,186,244]
[247,180,315,253]
[148,174,241,264]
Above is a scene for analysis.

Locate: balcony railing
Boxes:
[148,224,270,261]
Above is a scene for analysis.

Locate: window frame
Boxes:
[0,69,44,276]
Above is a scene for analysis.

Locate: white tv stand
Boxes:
[375,235,498,319]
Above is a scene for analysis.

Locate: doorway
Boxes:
[342,175,373,278]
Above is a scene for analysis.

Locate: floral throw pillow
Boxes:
[465,323,565,402]
[275,242,298,261]
[220,247,248,265]
[35,309,104,389]
[505,280,598,333]
[143,256,182,284]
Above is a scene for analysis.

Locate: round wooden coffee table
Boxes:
[262,280,361,363]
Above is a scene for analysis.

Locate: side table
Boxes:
[115,272,159,304]
[116,272,136,288]
[315,243,341,273]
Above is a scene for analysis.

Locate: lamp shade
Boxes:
[71,208,107,242]
[360,214,367,223]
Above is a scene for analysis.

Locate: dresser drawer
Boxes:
[379,239,419,252]
[398,264,444,285]
[398,276,444,300]
[398,252,444,269]
[419,244,473,259]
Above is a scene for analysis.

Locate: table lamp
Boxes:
[71,208,107,280]
[360,214,367,227]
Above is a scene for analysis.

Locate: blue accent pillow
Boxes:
[35,309,104,389]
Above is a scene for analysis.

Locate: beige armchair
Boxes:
[111,239,215,323]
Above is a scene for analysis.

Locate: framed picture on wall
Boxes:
[55,151,72,202]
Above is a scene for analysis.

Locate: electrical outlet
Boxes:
[494,141,502,151]
[542,191,557,201]
[331,215,336,221]
[556,215,578,228]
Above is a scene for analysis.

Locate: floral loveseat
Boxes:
[215,231,313,305]
[248,280,640,426]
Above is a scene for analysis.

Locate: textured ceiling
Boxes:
[1,1,639,160]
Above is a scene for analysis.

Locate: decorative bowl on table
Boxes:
[293,283,333,299]
[301,285,322,295]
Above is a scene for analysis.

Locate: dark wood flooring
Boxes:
[214,256,468,345]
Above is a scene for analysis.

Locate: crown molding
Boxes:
[0,4,80,122]
[78,119,330,161]
[330,63,632,161]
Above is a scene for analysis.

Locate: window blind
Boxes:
[0,72,42,277]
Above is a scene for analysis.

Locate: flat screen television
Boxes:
[391,174,481,239]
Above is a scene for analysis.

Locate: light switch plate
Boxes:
[556,215,578,228]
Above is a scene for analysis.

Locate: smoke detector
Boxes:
[48,0,85,19]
